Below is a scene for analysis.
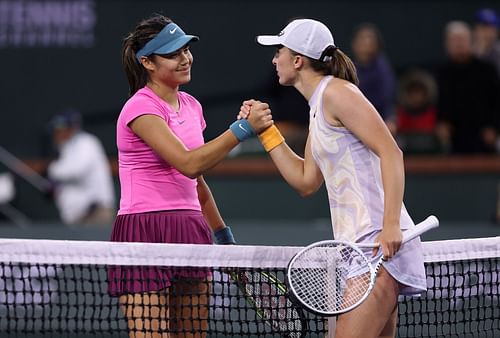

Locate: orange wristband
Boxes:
[258,125,285,152]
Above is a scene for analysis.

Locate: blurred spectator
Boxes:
[0,173,14,206]
[47,109,116,226]
[472,8,500,75]
[395,68,442,154]
[436,21,500,154]
[0,172,17,223]
[351,23,396,133]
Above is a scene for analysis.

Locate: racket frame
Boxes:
[286,239,378,316]
[286,215,439,316]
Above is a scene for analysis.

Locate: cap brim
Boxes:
[154,35,199,55]
[256,35,283,46]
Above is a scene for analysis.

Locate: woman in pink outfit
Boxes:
[109,13,272,337]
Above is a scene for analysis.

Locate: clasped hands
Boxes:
[237,99,274,134]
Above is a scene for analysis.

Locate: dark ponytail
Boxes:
[122,14,172,96]
[308,46,359,86]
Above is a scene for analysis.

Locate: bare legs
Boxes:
[121,292,168,337]
[120,279,210,338]
[335,267,401,338]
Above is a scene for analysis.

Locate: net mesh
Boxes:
[0,236,498,337]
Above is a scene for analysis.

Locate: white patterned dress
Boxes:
[308,76,426,295]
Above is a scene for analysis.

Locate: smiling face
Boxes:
[272,46,299,86]
[140,44,194,87]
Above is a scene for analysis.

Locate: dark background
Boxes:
[0,0,498,241]
[2,0,500,156]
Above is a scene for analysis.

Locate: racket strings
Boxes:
[288,243,373,314]
[235,270,304,335]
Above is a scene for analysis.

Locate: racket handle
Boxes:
[402,215,439,243]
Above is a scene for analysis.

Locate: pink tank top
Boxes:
[116,86,206,215]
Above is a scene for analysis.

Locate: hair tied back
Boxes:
[320,45,338,62]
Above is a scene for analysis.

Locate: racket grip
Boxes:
[402,215,439,243]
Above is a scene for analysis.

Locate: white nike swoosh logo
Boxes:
[238,123,247,132]
[170,27,178,34]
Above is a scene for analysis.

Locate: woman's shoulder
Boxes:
[125,87,157,104]
[118,88,166,126]
[179,91,201,103]
[323,78,364,111]
[179,91,202,110]
[122,88,162,111]
[326,78,359,95]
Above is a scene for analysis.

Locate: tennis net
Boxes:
[0,236,498,337]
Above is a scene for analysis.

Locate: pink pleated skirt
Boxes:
[107,210,213,296]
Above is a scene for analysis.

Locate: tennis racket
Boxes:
[229,269,307,337]
[286,215,439,316]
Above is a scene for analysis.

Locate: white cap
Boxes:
[256,19,335,60]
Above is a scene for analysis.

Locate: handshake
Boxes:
[229,99,284,152]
